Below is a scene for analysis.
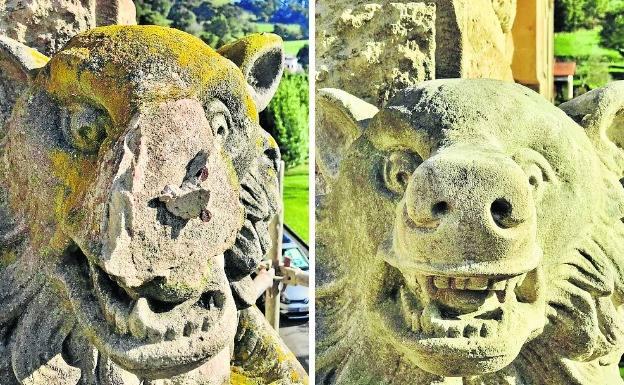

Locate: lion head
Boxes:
[316,79,624,384]
[0,26,303,384]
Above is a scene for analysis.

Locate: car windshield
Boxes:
[283,247,309,270]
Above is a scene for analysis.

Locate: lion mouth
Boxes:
[369,242,547,376]
[398,272,537,340]
[90,259,228,343]
[52,247,237,378]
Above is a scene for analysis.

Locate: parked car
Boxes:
[256,227,310,319]
[279,231,309,319]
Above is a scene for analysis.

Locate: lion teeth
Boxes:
[433,276,450,289]
[451,277,468,289]
[128,298,150,339]
[428,275,517,292]
[465,277,489,290]
[463,323,479,338]
[420,304,438,334]
[407,303,505,339]
[411,312,421,333]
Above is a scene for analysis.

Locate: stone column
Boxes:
[511,0,554,101]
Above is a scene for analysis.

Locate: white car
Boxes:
[279,231,309,319]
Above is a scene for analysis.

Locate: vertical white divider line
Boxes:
[308,0,317,380]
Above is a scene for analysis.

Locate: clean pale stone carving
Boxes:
[0,26,306,384]
[316,79,624,384]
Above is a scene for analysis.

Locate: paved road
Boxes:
[279,317,310,373]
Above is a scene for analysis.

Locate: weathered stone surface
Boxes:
[316,79,624,384]
[0,26,306,384]
[0,0,136,56]
[316,1,436,107]
[316,0,516,106]
[0,0,136,162]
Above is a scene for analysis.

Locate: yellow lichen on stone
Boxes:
[49,150,96,225]
[40,25,261,125]
[218,33,283,68]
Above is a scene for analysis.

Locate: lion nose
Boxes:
[392,147,540,275]
[410,196,522,230]
[158,150,212,222]
[405,148,533,234]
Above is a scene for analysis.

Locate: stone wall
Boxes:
[0,0,136,57]
[316,0,517,106]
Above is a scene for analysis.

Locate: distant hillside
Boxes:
[135,0,308,48]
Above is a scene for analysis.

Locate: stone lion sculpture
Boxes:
[0,25,307,384]
[316,79,624,384]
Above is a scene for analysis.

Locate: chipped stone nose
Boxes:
[158,150,212,222]
[405,148,533,233]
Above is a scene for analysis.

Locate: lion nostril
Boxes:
[199,209,212,223]
[490,198,514,228]
[431,201,449,217]
[196,166,209,182]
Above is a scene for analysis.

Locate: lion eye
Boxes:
[210,113,229,139]
[205,100,232,142]
[62,105,110,154]
[513,149,555,200]
[383,150,422,195]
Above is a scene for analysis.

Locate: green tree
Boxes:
[260,73,309,169]
[578,55,612,90]
[238,0,280,22]
[554,0,610,32]
[555,0,588,32]
[601,8,624,55]
[169,5,202,35]
[135,0,173,26]
[296,44,309,69]
[273,24,303,40]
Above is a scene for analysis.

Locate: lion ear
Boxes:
[316,88,379,180]
[559,81,624,174]
[0,36,49,85]
[217,33,284,112]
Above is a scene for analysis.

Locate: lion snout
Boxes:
[394,146,540,276]
[94,100,244,302]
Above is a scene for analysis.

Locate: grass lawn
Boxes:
[554,27,622,60]
[283,40,308,56]
[255,22,275,33]
[207,0,233,5]
[251,23,307,56]
[620,366,623,378]
[554,27,624,89]
[283,163,309,243]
